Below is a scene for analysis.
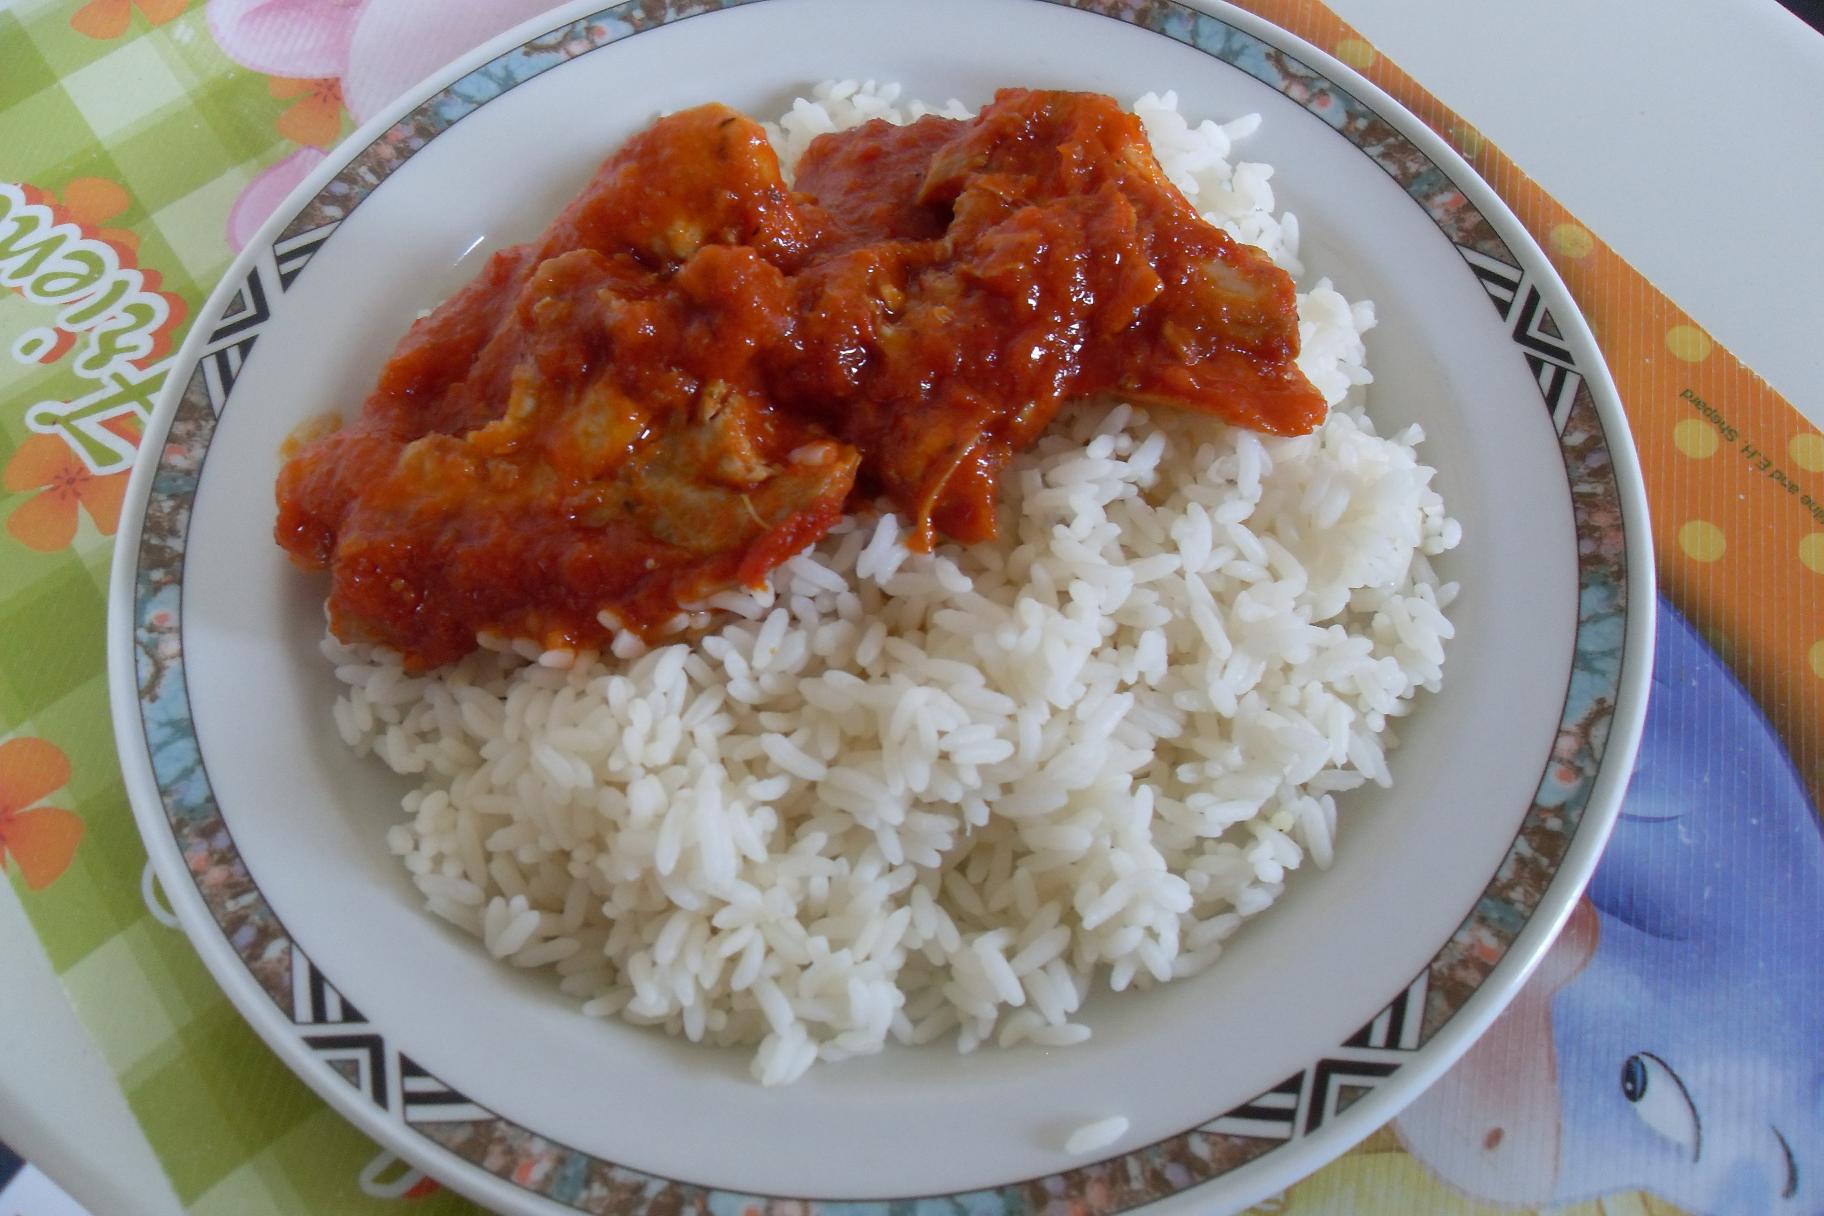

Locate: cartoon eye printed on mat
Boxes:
[1396,598,1823,1215]
[1619,1052,1699,1160]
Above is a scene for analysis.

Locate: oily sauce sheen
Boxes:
[275,90,1325,670]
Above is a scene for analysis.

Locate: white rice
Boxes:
[1065,1115,1132,1156]
[326,82,1459,1087]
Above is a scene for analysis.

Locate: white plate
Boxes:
[108,1,1654,1212]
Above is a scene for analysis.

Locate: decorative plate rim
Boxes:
[107,2,1657,1213]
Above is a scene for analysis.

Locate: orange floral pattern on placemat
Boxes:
[70,0,186,40]
[0,737,84,891]
[3,432,130,551]
[1237,0,1823,815]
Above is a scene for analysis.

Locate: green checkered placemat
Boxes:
[0,0,478,1208]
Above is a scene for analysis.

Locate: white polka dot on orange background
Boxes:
[1665,325,1713,362]
[1678,520,1726,563]
[1801,534,1824,575]
[1790,433,1824,472]
[1335,39,1376,70]
[1672,418,1719,459]
[1549,224,1595,259]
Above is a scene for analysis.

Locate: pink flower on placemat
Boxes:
[208,0,566,118]
[0,738,84,892]
[228,147,326,251]
[206,0,365,79]
[337,0,560,123]
[211,0,560,247]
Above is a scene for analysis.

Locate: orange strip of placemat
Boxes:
[1238,0,1823,815]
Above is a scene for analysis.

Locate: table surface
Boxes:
[3,2,1821,1213]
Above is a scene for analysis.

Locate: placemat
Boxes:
[1,1,1817,1212]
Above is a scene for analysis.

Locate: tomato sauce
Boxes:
[276,90,1323,670]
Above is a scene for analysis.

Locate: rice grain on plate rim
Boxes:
[327,79,1461,1089]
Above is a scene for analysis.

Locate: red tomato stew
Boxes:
[275,89,1322,671]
